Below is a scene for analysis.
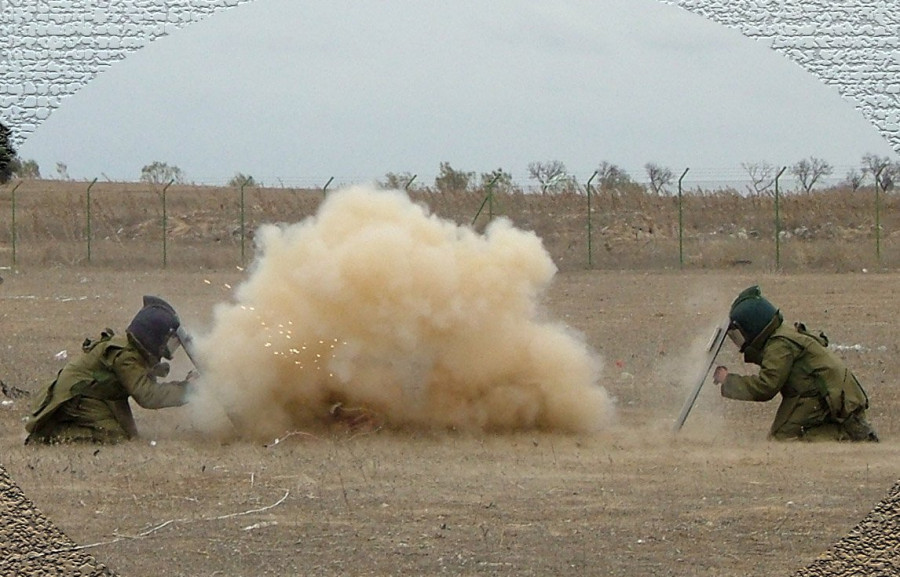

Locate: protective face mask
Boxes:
[164,334,182,359]
[726,327,745,349]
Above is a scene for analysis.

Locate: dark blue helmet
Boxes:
[126,296,181,361]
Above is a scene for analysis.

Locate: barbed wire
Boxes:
[170,160,897,190]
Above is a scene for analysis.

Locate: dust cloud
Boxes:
[661,283,736,438]
[188,185,613,439]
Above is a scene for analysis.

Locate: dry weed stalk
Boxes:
[265,430,322,447]
[25,489,290,560]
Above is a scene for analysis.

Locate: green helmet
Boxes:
[728,286,779,351]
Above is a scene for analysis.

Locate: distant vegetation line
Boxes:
[0,128,898,196]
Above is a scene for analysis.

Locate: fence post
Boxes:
[488,176,497,221]
[875,166,884,265]
[585,171,598,268]
[10,182,21,267]
[322,176,334,196]
[239,182,247,267]
[677,168,690,268]
[404,174,417,191]
[471,174,501,226]
[162,179,174,268]
[774,166,787,270]
[86,178,98,263]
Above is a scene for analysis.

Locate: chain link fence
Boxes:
[1,179,897,273]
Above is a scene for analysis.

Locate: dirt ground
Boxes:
[1,267,898,576]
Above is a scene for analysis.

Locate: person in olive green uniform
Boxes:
[25,296,194,444]
[713,286,878,442]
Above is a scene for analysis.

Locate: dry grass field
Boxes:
[1,182,899,576]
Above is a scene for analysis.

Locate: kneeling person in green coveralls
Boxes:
[713,286,878,442]
[25,296,194,444]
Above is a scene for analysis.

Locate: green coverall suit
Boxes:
[25,330,189,444]
[721,318,877,441]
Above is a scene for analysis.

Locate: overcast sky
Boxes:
[16,0,900,187]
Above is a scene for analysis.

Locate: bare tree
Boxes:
[860,154,900,191]
[595,161,633,193]
[528,160,569,195]
[479,168,515,194]
[790,157,833,193]
[18,159,40,178]
[741,162,776,196]
[433,162,474,194]
[880,161,899,191]
[55,162,70,181]
[861,153,892,183]
[644,163,674,195]
[140,161,184,185]
[843,168,864,192]
[379,171,417,190]
[228,172,257,188]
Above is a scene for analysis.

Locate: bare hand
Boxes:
[713,365,728,385]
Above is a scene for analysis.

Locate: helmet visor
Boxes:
[726,326,745,349]
[163,333,182,359]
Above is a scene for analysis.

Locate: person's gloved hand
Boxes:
[713,365,728,385]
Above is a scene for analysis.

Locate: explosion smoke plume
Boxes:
[190,186,613,438]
